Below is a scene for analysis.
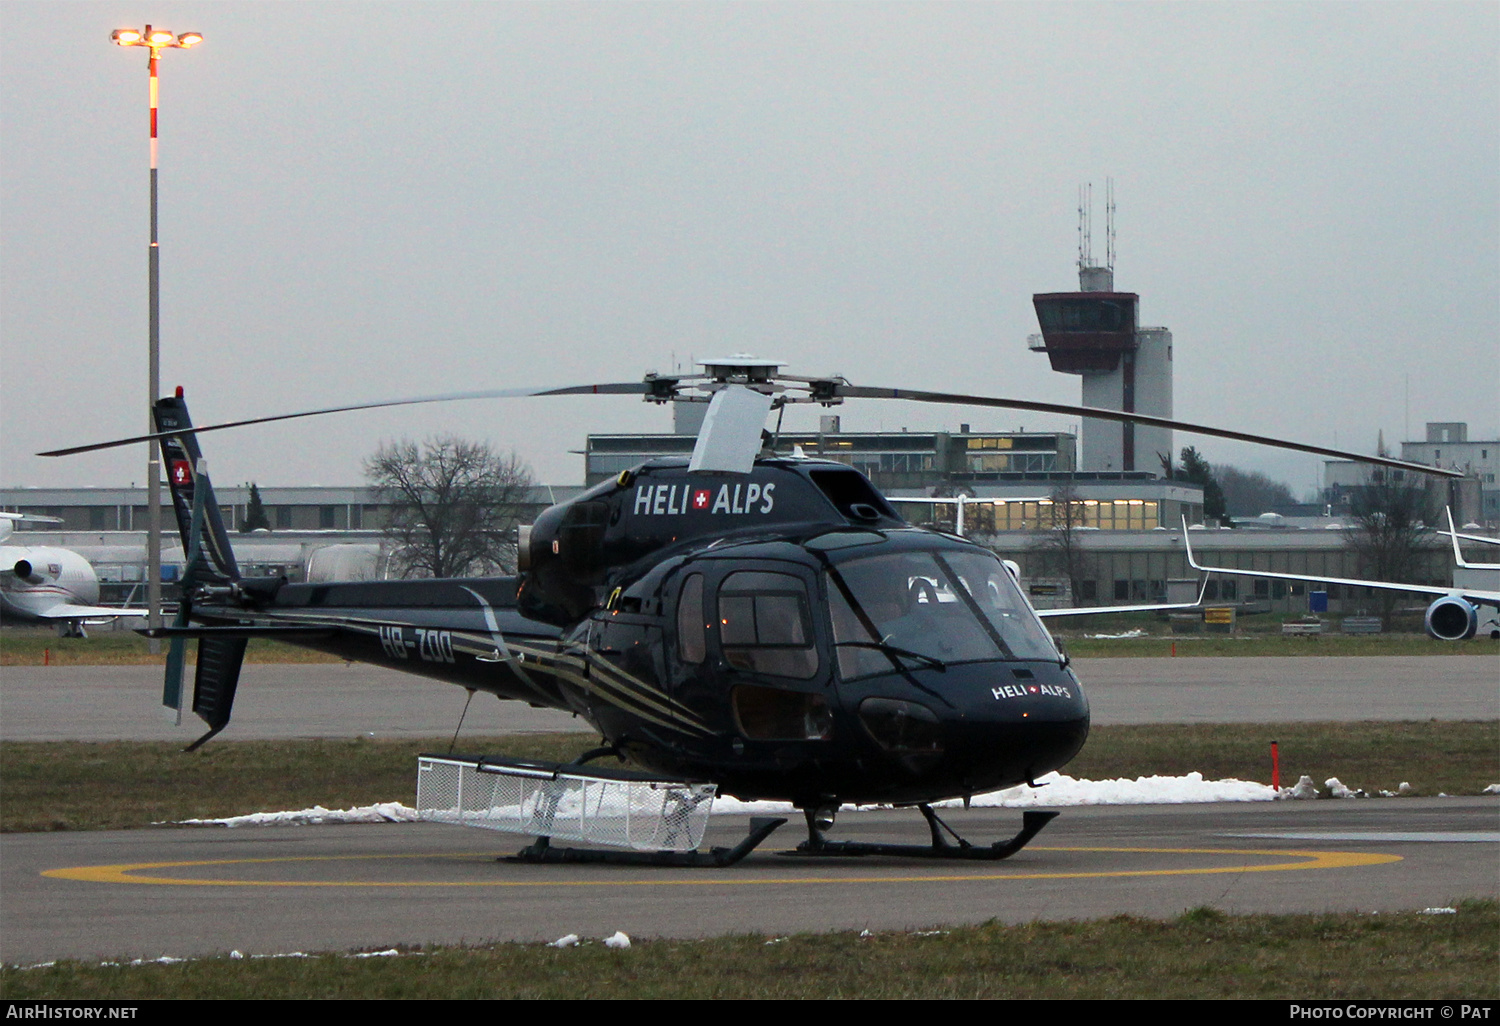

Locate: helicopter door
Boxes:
[711,568,834,742]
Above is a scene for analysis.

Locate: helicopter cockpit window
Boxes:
[825,549,1059,679]
[717,571,818,679]
[676,573,706,665]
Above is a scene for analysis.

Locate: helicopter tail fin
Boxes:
[152,392,246,746]
[153,392,241,585]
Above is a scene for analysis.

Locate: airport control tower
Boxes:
[1029,183,1172,475]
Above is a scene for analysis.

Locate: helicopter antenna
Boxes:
[448,688,477,754]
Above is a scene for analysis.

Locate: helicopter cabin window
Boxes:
[825,549,1059,679]
[677,573,706,664]
[717,571,818,679]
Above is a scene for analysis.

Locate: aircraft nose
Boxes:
[849,662,1089,789]
[944,662,1090,785]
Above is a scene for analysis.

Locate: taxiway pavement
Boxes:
[2,655,1495,742]
[2,798,1494,964]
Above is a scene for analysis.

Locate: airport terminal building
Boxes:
[1,477,1473,621]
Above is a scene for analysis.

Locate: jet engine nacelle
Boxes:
[1424,596,1478,641]
[12,559,43,584]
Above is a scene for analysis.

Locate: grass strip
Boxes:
[3,722,1495,834]
[1065,721,1499,795]
[0,734,594,833]
[3,901,1495,999]
[0,631,342,666]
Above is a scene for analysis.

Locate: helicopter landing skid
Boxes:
[507,816,787,867]
[787,805,1059,861]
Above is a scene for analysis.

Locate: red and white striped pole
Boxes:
[147,34,161,652]
[112,25,201,655]
[149,44,159,171]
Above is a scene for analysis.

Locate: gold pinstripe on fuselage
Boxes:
[211,607,713,737]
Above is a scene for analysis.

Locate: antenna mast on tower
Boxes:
[1076,182,1092,273]
[1105,177,1116,273]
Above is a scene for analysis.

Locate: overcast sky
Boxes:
[3,2,1496,497]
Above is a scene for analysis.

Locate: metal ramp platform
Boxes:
[417,753,721,853]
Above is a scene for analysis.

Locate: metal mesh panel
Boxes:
[416,756,716,852]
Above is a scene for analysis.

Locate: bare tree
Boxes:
[365,437,535,579]
[1217,465,1297,517]
[1027,482,1096,605]
[1345,470,1438,619]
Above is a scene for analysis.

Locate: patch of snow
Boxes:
[549,934,580,948]
[175,803,423,828]
[714,771,1276,814]
[1325,777,1367,799]
[1483,784,1500,795]
[957,772,1275,807]
[1280,775,1320,800]
[1084,629,1148,639]
[349,949,403,958]
[603,932,631,949]
[1420,907,1457,915]
[179,765,1468,832]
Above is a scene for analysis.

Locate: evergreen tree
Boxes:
[241,482,271,533]
[1178,447,1228,525]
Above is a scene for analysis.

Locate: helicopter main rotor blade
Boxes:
[38,382,652,458]
[838,385,1462,479]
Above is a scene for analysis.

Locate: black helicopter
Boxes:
[44,357,1457,865]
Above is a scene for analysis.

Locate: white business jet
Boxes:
[0,513,147,636]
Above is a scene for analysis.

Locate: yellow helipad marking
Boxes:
[43,846,1401,887]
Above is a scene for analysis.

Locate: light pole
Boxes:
[112,25,201,650]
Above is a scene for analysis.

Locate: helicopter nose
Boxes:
[849,662,1088,788]
[941,663,1090,786]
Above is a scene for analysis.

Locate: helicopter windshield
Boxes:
[825,548,1059,679]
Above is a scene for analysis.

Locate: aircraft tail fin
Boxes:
[153,393,241,584]
[153,392,247,745]
[184,636,248,751]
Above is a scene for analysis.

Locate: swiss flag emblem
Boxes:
[692,489,711,510]
[170,460,192,485]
